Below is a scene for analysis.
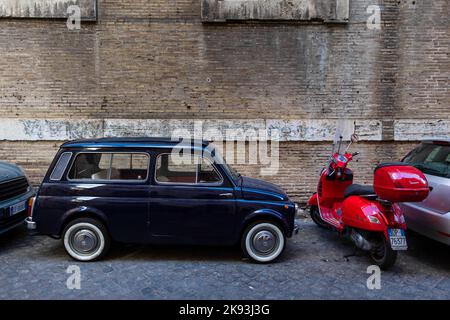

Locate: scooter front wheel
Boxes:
[310,206,331,229]
[370,235,397,270]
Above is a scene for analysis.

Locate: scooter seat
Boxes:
[344,184,376,198]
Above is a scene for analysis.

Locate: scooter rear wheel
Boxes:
[370,235,397,270]
[310,206,331,229]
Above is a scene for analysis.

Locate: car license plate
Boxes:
[388,228,407,250]
[10,201,27,216]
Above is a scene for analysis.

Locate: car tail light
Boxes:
[27,197,35,217]
[432,140,450,146]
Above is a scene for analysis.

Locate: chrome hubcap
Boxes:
[252,230,276,254]
[71,229,98,254]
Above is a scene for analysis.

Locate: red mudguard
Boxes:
[308,193,318,206]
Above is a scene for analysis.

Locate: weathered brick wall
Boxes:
[0,0,448,203]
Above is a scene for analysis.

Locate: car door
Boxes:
[419,174,450,216]
[149,152,237,244]
[62,151,151,243]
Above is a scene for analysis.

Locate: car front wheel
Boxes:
[62,218,110,262]
[241,221,286,263]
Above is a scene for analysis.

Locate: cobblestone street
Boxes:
[0,218,449,300]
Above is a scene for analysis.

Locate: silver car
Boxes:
[399,139,450,245]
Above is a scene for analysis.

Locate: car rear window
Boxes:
[68,153,149,181]
[403,143,450,178]
[50,152,72,181]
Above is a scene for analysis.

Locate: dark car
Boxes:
[0,161,34,235]
[26,137,298,263]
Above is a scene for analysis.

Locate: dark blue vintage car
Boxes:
[0,162,34,234]
[26,137,298,263]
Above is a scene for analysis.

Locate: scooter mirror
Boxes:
[351,134,359,143]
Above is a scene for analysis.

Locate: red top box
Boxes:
[373,163,430,203]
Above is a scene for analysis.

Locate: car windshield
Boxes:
[403,142,450,178]
[211,147,241,183]
[225,161,241,182]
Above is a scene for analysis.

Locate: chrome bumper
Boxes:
[25,217,36,230]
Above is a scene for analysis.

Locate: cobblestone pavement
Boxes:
[0,218,449,300]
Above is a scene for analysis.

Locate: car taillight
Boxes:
[432,141,450,146]
[27,197,35,217]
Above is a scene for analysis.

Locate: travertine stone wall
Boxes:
[0,0,97,20]
[201,0,349,22]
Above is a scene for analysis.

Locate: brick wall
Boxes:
[0,140,420,203]
[0,0,448,203]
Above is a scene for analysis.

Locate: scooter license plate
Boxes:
[388,229,407,250]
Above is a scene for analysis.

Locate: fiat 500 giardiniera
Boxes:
[26,137,299,263]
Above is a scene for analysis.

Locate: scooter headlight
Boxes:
[368,215,381,224]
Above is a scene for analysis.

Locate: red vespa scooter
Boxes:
[308,134,430,269]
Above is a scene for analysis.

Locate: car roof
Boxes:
[422,138,450,144]
[61,137,210,149]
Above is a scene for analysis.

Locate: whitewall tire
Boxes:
[241,222,286,263]
[62,218,110,262]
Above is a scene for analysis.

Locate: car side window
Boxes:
[68,153,149,181]
[198,157,222,183]
[110,153,149,180]
[155,154,222,185]
[50,152,72,181]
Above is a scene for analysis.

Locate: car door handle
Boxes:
[219,193,234,198]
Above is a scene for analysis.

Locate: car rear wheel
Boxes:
[241,221,285,263]
[62,218,110,262]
